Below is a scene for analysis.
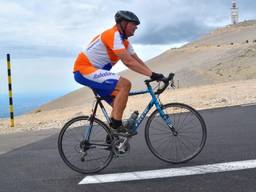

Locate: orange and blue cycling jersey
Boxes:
[73,25,135,104]
[74,25,134,74]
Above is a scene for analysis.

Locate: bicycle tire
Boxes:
[58,116,113,174]
[145,103,207,163]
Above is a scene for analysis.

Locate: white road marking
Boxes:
[79,159,256,184]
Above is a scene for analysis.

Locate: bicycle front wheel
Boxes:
[58,116,113,174]
[145,103,207,163]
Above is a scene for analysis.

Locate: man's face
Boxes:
[125,22,138,37]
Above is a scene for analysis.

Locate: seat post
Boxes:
[91,89,111,124]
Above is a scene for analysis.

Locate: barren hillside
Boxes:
[38,20,256,111]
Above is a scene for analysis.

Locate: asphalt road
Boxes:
[0,104,256,192]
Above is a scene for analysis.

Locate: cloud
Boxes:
[3,44,76,58]
[131,0,231,44]
[1,0,256,95]
[0,0,256,58]
[133,18,214,45]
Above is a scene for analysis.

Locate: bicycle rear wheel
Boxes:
[58,116,113,174]
[145,103,207,163]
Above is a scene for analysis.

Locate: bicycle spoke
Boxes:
[178,136,194,154]
[179,134,200,148]
[63,128,83,143]
[153,136,170,150]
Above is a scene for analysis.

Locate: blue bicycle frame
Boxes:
[128,84,173,133]
[91,82,174,136]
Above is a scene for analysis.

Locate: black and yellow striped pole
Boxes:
[6,54,14,127]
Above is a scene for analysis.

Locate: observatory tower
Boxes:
[231,0,239,24]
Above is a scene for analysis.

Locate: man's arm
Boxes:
[116,50,152,77]
[131,53,149,69]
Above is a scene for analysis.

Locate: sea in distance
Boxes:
[0,93,63,118]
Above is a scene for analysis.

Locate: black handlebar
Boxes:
[144,73,175,95]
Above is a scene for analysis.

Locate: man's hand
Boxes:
[151,72,164,81]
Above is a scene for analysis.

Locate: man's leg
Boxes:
[74,69,127,130]
[111,77,131,122]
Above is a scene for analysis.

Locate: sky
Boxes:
[0,0,256,96]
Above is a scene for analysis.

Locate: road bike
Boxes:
[58,73,207,174]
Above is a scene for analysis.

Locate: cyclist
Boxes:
[73,10,164,133]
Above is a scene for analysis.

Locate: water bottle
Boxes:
[125,111,139,130]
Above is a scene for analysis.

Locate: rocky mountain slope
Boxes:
[38,20,256,111]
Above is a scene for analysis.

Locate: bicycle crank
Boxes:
[112,137,130,157]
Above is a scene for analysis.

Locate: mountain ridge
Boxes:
[37,20,256,111]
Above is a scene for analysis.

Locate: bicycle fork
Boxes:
[157,105,178,136]
[162,114,178,136]
[148,85,178,136]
